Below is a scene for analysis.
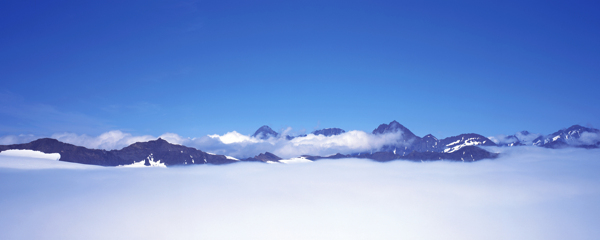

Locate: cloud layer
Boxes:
[0,129,408,158]
[0,147,599,239]
[488,131,543,145]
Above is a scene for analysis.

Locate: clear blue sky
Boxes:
[1,0,599,139]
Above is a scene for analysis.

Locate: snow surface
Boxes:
[0,150,97,169]
[553,135,561,141]
[117,160,147,168]
[279,157,313,164]
[117,153,166,168]
[443,138,485,153]
[0,149,60,160]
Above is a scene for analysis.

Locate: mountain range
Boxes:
[1,121,598,167]
[0,138,238,166]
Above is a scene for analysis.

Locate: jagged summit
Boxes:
[536,124,600,148]
[255,152,282,161]
[371,120,496,157]
[242,152,283,162]
[252,125,279,139]
[423,134,437,140]
[372,120,418,140]
[312,128,346,136]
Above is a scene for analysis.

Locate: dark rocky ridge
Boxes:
[302,146,498,162]
[497,125,600,149]
[0,138,237,166]
[312,128,346,137]
[371,120,496,157]
[242,152,282,162]
[538,125,600,149]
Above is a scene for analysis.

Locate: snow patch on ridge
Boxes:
[118,153,166,168]
[0,149,61,160]
[443,138,486,153]
[279,157,313,164]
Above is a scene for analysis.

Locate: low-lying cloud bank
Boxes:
[0,130,408,158]
[489,132,543,145]
[201,130,406,158]
[0,147,599,239]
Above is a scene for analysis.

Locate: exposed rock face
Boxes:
[242,152,283,163]
[537,125,600,149]
[252,125,279,139]
[370,120,497,158]
[0,138,121,166]
[113,138,235,166]
[312,128,346,137]
[0,138,237,166]
[304,146,498,162]
[493,125,600,149]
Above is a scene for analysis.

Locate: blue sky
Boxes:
[1,0,599,139]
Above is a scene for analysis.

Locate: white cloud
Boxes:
[577,132,600,146]
[514,131,542,145]
[208,131,260,144]
[274,130,405,157]
[0,134,37,145]
[0,147,599,239]
[51,131,155,150]
[192,129,406,158]
[158,132,189,145]
[489,132,542,146]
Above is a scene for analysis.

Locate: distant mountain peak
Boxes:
[312,128,346,137]
[372,120,418,139]
[254,152,282,161]
[567,124,585,129]
[252,125,279,139]
[537,124,600,148]
[423,134,438,140]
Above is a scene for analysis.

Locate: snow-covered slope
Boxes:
[0,149,97,169]
[0,149,60,160]
[536,125,600,148]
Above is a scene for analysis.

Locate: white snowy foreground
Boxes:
[0,147,599,240]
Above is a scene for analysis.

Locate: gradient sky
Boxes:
[1,0,599,139]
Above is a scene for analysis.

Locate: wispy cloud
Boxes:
[0,91,112,135]
[0,134,37,145]
[51,131,156,150]
[489,131,542,145]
